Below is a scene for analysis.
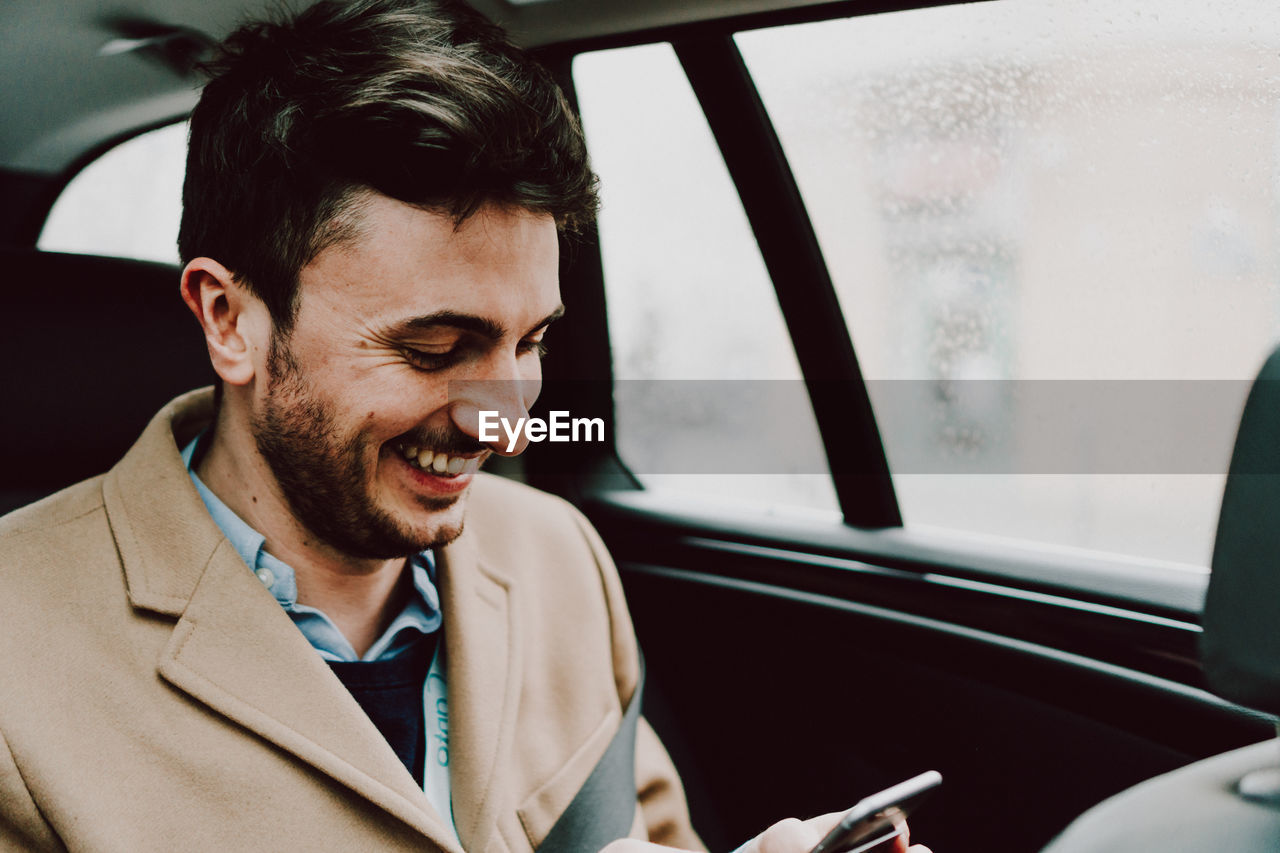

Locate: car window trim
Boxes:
[670,34,900,527]
[592,487,1210,619]
[527,0,969,58]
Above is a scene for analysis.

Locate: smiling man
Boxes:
[0,2,927,852]
[185,196,562,658]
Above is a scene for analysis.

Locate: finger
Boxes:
[884,812,910,853]
[757,818,820,853]
[800,811,846,839]
[745,815,839,853]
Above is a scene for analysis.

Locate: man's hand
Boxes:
[600,812,932,853]
[732,812,931,853]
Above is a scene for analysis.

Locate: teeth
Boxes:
[401,443,477,476]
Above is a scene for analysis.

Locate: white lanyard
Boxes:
[423,645,460,846]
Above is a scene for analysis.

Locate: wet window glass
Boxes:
[739,2,1280,565]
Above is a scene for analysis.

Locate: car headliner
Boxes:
[0,0,861,177]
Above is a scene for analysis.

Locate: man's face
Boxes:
[248,194,561,559]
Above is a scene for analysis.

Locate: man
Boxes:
[0,1,927,851]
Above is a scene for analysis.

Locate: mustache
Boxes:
[397,427,487,457]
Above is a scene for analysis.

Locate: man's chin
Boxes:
[345,512,464,559]
[364,471,473,555]
[408,497,467,550]
[423,522,465,551]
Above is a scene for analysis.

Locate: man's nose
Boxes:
[448,375,541,456]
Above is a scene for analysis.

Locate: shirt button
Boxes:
[255,567,275,588]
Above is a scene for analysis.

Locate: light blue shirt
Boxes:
[180,436,444,662]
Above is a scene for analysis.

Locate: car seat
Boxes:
[0,248,212,514]
[1041,347,1280,851]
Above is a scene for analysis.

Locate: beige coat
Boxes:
[0,390,699,852]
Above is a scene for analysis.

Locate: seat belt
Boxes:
[537,657,646,852]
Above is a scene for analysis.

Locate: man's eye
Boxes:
[402,348,459,371]
[519,339,549,358]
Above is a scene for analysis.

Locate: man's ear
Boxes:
[180,258,270,387]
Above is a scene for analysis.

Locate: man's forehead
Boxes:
[296,193,561,323]
[343,193,555,257]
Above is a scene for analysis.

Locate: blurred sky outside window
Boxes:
[41,121,186,264]
[738,0,1280,567]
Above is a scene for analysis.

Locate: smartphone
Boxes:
[807,770,942,853]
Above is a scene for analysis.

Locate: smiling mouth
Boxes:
[395,442,484,478]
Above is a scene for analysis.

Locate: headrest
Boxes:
[0,249,213,510]
[1201,344,1280,713]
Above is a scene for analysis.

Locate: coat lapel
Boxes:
[159,539,466,848]
[438,526,523,853]
[105,390,464,851]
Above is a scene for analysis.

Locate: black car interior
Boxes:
[0,250,209,515]
[3,1,1280,852]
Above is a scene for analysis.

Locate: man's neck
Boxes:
[195,414,407,658]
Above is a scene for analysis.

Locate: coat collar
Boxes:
[103,390,522,851]
[105,388,222,617]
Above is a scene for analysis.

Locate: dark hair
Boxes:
[178,0,597,330]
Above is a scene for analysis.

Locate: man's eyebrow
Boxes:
[527,305,566,336]
[393,306,565,340]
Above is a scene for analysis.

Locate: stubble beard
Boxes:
[249,333,465,560]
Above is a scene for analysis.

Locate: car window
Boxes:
[573,43,839,514]
[39,122,186,264]
[737,1,1280,566]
